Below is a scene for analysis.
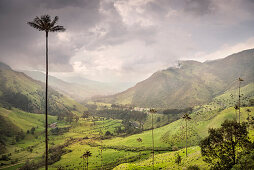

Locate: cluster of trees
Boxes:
[0,89,30,112]
[95,109,147,135]
[50,127,70,135]
[162,107,192,124]
[27,127,36,135]
[200,120,253,169]
[14,130,25,143]
[96,109,147,122]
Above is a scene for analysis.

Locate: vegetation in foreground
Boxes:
[0,78,253,169]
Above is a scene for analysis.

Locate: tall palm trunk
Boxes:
[87,157,89,170]
[185,120,187,157]
[45,31,49,170]
[238,81,241,124]
[28,15,65,170]
[152,112,154,169]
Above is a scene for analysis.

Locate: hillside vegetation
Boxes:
[101,83,254,149]
[96,49,254,108]
[0,62,87,116]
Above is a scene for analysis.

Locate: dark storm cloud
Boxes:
[0,0,101,72]
[0,0,254,82]
[182,0,213,15]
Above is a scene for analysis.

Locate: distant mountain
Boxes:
[95,49,254,108]
[23,71,133,101]
[0,62,86,116]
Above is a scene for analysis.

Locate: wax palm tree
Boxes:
[150,108,157,169]
[238,77,244,123]
[234,104,239,122]
[182,113,191,157]
[137,137,143,160]
[99,128,103,169]
[27,15,65,170]
[82,150,92,170]
[246,109,251,131]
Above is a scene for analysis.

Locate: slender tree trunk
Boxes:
[101,132,103,170]
[87,157,89,170]
[235,109,237,122]
[248,112,250,131]
[238,81,241,124]
[83,158,84,170]
[45,31,49,170]
[186,120,187,157]
[152,112,154,169]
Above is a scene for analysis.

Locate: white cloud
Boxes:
[193,37,254,62]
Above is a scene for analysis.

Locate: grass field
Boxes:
[0,83,253,169]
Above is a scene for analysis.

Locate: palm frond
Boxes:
[182,113,191,120]
[34,16,44,27]
[41,15,51,24]
[49,25,66,32]
[27,22,44,31]
[28,14,65,32]
[50,16,59,27]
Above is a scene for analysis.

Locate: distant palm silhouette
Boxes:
[238,77,244,123]
[234,104,239,122]
[182,113,191,157]
[137,137,143,160]
[82,150,92,170]
[150,108,157,169]
[27,15,65,170]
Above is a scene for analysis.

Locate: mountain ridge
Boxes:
[94,49,254,108]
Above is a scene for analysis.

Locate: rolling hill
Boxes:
[22,71,133,101]
[95,49,254,108]
[0,62,87,116]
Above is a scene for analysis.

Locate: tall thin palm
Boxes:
[238,77,244,123]
[82,151,92,170]
[27,15,65,170]
[182,113,191,157]
[150,108,157,169]
[137,137,143,160]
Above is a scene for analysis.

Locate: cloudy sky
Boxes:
[0,0,254,83]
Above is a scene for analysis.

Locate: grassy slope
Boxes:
[0,84,253,169]
[114,146,210,170]
[0,107,64,169]
[102,83,254,149]
[0,107,129,170]
[0,64,87,116]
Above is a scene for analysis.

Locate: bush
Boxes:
[174,153,182,165]
[105,131,113,136]
[187,165,200,170]
[0,154,9,161]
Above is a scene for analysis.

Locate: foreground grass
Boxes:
[114,146,210,170]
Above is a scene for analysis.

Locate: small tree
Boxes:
[200,120,252,169]
[174,152,182,165]
[137,138,143,160]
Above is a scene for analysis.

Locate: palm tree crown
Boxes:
[82,151,92,158]
[27,15,65,32]
[182,113,191,120]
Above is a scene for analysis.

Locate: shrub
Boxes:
[187,165,200,170]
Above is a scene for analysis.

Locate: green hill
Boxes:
[101,83,254,149]
[96,49,254,108]
[0,62,87,116]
